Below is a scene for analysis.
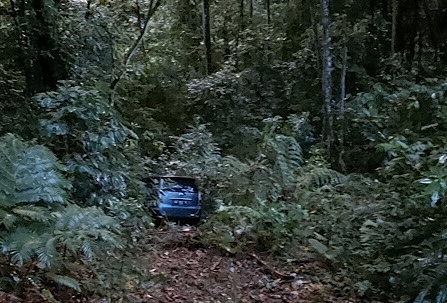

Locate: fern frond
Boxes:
[414,289,428,303]
[0,209,17,230]
[81,240,94,260]
[46,273,81,292]
[0,134,70,206]
[36,235,59,268]
[265,134,303,188]
[54,205,123,259]
[302,167,347,188]
[222,156,250,177]
[12,205,51,224]
[435,286,447,303]
[3,227,41,266]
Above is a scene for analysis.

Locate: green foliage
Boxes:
[0,133,123,297]
[46,273,81,292]
[295,167,447,301]
[347,79,447,172]
[54,205,123,261]
[0,133,70,207]
[1,0,447,300]
[34,81,145,218]
[0,65,31,137]
[168,118,222,178]
[0,133,69,265]
[177,119,310,254]
[202,202,308,254]
[297,166,348,189]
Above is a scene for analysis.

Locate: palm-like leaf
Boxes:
[0,134,70,268]
[54,205,123,260]
[0,134,70,207]
[46,273,81,292]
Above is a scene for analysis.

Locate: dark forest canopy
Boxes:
[1,0,447,302]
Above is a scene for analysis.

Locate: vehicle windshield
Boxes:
[161,178,198,193]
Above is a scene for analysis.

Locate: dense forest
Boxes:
[1,0,447,302]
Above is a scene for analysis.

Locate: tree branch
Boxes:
[109,0,163,100]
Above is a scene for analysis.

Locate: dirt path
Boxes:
[140,226,359,303]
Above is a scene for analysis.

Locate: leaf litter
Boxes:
[140,225,360,303]
[10,225,362,303]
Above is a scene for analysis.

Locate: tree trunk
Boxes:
[240,0,244,30]
[310,4,321,71]
[422,0,439,61]
[249,0,253,19]
[338,25,348,172]
[266,0,271,24]
[391,0,397,54]
[321,0,334,158]
[203,0,212,75]
[109,0,163,103]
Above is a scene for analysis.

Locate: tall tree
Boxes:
[338,18,348,171]
[249,0,253,19]
[321,0,334,158]
[203,0,212,75]
[240,0,245,30]
[266,0,271,24]
[391,0,398,54]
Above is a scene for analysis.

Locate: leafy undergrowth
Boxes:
[3,224,379,303]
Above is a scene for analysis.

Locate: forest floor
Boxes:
[119,225,362,303]
[1,225,366,303]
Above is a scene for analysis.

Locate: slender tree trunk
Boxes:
[222,16,231,61]
[310,4,321,71]
[249,0,253,19]
[266,0,271,24]
[8,0,32,93]
[135,0,148,55]
[321,0,334,158]
[422,1,439,61]
[203,0,212,75]
[416,31,422,82]
[240,0,244,30]
[340,45,347,114]
[338,25,348,172]
[391,0,397,54]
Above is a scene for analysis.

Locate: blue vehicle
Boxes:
[144,176,202,224]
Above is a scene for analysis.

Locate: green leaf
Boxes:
[46,273,81,292]
[308,238,331,259]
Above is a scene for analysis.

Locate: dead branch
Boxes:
[250,253,294,280]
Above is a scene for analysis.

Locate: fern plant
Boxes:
[0,134,123,296]
[202,202,308,254]
[217,117,305,205]
[0,134,69,258]
[168,117,222,178]
[414,286,447,303]
[54,204,123,261]
[296,166,347,190]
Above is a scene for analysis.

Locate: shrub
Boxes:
[0,134,123,296]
